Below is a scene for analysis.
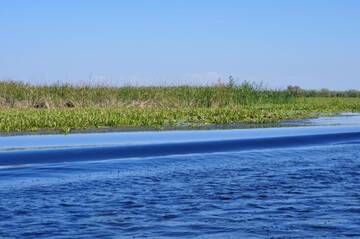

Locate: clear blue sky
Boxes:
[1,0,359,89]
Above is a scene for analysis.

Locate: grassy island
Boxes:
[1,81,360,133]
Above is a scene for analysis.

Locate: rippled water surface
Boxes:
[1,114,360,238]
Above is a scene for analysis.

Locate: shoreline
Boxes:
[0,121,300,137]
[1,82,360,134]
[0,112,355,137]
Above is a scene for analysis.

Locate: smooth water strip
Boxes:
[1,130,360,166]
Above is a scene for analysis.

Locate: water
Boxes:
[1,114,360,238]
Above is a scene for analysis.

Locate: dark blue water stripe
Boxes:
[1,131,360,166]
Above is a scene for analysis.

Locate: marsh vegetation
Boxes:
[1,80,359,133]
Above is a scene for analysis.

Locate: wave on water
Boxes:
[1,130,360,166]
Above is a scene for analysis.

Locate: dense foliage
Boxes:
[0,81,359,133]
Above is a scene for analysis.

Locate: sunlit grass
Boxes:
[0,81,359,133]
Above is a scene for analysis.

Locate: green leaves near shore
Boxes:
[0,81,360,133]
[1,98,360,133]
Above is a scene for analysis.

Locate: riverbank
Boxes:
[1,81,360,133]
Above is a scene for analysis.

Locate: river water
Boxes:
[1,114,360,238]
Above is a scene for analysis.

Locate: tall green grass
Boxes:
[0,81,293,108]
[0,80,359,133]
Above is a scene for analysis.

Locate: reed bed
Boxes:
[0,81,359,133]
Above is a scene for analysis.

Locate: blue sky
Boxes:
[0,0,359,89]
